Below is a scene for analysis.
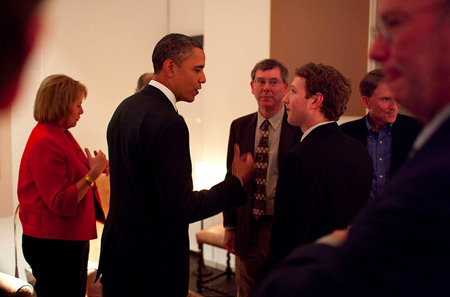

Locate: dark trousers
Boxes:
[235,219,272,297]
[22,234,89,297]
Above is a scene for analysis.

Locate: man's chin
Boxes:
[178,96,196,103]
[287,116,300,128]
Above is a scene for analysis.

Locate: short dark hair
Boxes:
[359,69,385,97]
[0,0,43,108]
[34,74,87,125]
[251,59,289,84]
[296,62,352,121]
[152,33,203,74]
[137,73,153,91]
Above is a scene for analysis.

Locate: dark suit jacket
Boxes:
[268,123,373,267]
[257,117,450,297]
[340,114,422,175]
[98,85,245,297]
[223,111,302,256]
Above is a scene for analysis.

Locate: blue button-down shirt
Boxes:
[365,116,393,203]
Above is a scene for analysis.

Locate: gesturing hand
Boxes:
[231,143,255,185]
[85,148,109,179]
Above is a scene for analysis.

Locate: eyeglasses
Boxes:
[372,1,449,45]
[253,78,283,87]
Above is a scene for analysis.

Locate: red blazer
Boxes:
[18,123,104,241]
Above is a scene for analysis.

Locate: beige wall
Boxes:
[0,110,13,217]
[188,0,271,264]
[271,0,371,117]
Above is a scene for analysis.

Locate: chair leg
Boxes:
[196,243,204,292]
[225,252,232,280]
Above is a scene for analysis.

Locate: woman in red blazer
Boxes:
[18,74,108,297]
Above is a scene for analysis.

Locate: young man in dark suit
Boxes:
[98,33,255,297]
[222,59,302,297]
[340,69,422,202]
[267,62,373,268]
[257,0,450,296]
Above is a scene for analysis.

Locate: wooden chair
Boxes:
[195,224,234,296]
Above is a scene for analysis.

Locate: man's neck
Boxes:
[301,113,329,133]
[259,104,283,119]
[368,114,388,132]
[300,120,335,142]
[153,74,173,93]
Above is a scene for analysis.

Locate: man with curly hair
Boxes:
[267,62,373,268]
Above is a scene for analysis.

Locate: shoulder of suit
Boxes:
[339,116,365,128]
[394,114,423,133]
[33,123,65,140]
[231,112,257,125]
[339,117,366,136]
[122,87,176,111]
[395,114,422,125]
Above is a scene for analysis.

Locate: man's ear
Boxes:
[162,59,175,78]
[250,80,255,95]
[282,83,289,95]
[311,92,324,109]
[361,96,371,110]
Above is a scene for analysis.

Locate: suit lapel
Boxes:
[241,113,257,155]
[355,116,369,145]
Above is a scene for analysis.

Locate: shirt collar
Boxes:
[149,80,177,112]
[301,121,335,142]
[365,114,394,134]
[257,106,285,130]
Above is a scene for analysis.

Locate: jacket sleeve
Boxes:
[223,121,238,227]
[151,117,244,224]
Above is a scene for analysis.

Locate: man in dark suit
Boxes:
[256,0,450,296]
[222,59,302,297]
[267,62,373,268]
[340,69,422,202]
[98,33,255,297]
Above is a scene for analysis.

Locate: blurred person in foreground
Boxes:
[257,0,450,296]
[18,74,109,297]
[98,33,255,297]
[0,0,43,110]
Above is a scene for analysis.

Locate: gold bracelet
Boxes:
[85,174,94,187]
